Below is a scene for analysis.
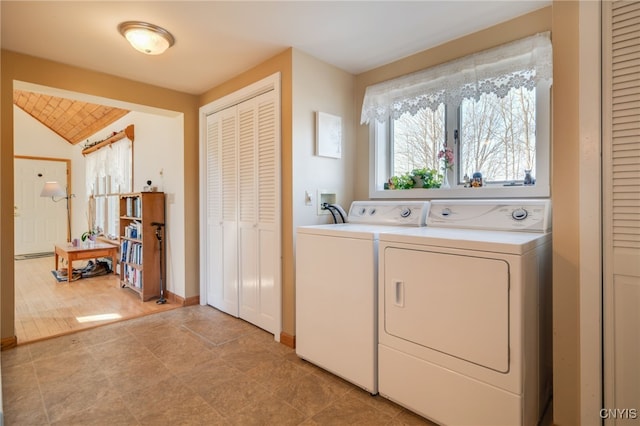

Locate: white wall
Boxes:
[291,49,356,232]
[82,111,185,298]
[13,105,84,237]
[14,105,186,298]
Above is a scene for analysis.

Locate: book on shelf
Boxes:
[124,220,142,239]
[120,240,143,264]
[123,264,143,289]
[124,196,142,218]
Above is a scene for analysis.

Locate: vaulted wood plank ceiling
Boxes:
[13,90,130,145]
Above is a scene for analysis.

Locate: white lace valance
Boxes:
[85,138,132,196]
[361,32,552,124]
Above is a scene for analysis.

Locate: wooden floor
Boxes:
[14,255,178,344]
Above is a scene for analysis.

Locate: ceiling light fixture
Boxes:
[118,21,175,55]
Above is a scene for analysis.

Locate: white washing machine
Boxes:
[378,199,552,426]
[296,201,430,394]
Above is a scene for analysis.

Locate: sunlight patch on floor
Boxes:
[76,313,122,323]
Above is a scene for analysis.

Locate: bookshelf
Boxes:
[119,192,165,301]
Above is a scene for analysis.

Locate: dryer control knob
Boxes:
[512,208,528,221]
[400,208,411,218]
[441,208,452,217]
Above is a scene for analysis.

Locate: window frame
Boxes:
[85,137,133,238]
[369,79,551,199]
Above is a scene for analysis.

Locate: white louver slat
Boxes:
[238,107,256,223]
[221,114,237,221]
[206,115,221,219]
[257,100,277,224]
[611,1,640,249]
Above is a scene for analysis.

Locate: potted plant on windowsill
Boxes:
[410,168,442,189]
[385,168,442,190]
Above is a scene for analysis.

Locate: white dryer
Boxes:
[378,199,552,426]
[296,201,430,394]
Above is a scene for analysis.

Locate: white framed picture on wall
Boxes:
[316,111,342,159]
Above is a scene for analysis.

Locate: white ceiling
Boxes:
[1,1,550,95]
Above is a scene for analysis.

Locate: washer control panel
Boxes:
[427,199,551,232]
[348,201,430,226]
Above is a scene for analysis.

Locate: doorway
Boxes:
[14,156,69,255]
[10,81,187,345]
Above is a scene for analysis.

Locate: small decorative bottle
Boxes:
[441,170,450,189]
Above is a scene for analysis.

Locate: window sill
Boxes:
[369,184,550,199]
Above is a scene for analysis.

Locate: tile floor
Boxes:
[1,305,436,425]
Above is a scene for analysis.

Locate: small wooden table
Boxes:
[54,242,119,281]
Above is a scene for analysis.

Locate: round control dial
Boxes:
[400,207,412,218]
[511,208,528,221]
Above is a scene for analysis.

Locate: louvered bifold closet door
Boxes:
[238,98,259,323]
[604,1,640,421]
[205,113,222,308]
[205,107,239,315]
[238,91,280,334]
[255,92,280,333]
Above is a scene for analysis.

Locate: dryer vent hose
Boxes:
[321,203,347,224]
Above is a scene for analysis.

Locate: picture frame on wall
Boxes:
[315,111,342,159]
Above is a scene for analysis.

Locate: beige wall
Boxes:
[291,49,356,231]
[352,4,586,423]
[1,50,200,342]
[551,2,581,424]
[198,49,295,336]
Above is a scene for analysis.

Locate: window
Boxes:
[363,32,552,198]
[459,86,537,184]
[85,137,132,238]
[392,104,446,176]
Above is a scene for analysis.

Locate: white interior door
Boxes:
[205,108,239,315]
[237,99,259,323]
[14,158,68,255]
[239,92,280,334]
[603,2,640,423]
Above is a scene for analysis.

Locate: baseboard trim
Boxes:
[1,335,18,351]
[165,291,199,306]
[165,290,184,305]
[184,295,200,306]
[280,332,295,349]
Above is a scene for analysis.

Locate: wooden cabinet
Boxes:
[119,192,165,301]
